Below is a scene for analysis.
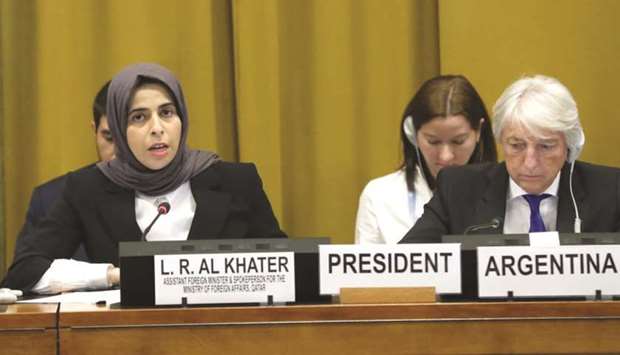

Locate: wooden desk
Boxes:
[0,303,58,355]
[58,301,620,354]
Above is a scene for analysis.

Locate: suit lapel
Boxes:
[557,163,585,232]
[98,179,142,242]
[474,163,509,230]
[187,168,232,239]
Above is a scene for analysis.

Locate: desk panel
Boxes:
[0,303,58,355]
[59,301,620,354]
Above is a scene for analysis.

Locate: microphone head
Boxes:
[158,202,171,215]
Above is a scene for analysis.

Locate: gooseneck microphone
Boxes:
[141,199,172,241]
[464,217,503,235]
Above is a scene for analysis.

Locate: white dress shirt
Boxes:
[355,167,432,244]
[503,172,561,234]
[32,182,196,294]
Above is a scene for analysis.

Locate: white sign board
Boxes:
[154,252,295,305]
[319,244,461,295]
[478,245,620,298]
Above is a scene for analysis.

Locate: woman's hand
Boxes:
[0,288,22,304]
[107,266,120,287]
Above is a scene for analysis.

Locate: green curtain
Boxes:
[3,0,620,272]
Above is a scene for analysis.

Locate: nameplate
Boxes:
[153,252,295,305]
[319,244,461,295]
[478,245,620,298]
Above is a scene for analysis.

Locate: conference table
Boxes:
[2,300,620,354]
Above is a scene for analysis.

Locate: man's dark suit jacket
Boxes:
[400,161,620,243]
[12,173,89,263]
[3,161,286,291]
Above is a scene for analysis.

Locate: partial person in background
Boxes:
[3,63,285,293]
[400,75,620,243]
[10,81,114,263]
[355,75,497,244]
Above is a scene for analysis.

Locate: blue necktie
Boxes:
[523,194,551,232]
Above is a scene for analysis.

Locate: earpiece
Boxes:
[569,160,582,233]
[567,127,585,163]
[403,116,417,146]
[403,115,429,186]
[568,127,585,233]
[476,118,485,162]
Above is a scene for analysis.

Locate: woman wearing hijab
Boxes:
[3,63,286,293]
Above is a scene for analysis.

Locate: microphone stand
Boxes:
[141,202,171,241]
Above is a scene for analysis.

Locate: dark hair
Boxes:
[400,75,497,190]
[92,81,111,129]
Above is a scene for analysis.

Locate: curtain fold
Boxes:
[0,0,5,275]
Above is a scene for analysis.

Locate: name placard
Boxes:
[478,245,620,298]
[319,244,461,295]
[154,252,295,305]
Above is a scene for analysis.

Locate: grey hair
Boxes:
[492,75,584,156]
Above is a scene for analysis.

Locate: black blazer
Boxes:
[12,172,89,263]
[3,161,286,291]
[401,161,620,243]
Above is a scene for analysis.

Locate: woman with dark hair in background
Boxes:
[3,63,285,293]
[355,75,497,244]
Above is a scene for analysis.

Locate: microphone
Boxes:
[464,217,502,235]
[141,198,172,241]
[157,201,171,215]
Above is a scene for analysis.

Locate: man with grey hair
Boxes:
[400,75,620,242]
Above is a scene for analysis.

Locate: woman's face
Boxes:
[126,83,182,170]
[416,115,481,178]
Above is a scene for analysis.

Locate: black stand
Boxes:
[506,290,515,301]
[260,294,275,306]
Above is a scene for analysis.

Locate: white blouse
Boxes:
[135,182,195,241]
[355,167,432,244]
